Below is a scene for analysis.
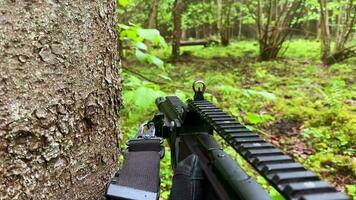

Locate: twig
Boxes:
[122,66,167,85]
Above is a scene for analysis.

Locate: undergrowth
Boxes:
[121,40,356,199]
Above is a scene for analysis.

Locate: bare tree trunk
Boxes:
[218,0,232,46]
[147,0,159,28]
[236,6,242,40]
[182,29,187,41]
[319,0,355,65]
[316,19,321,39]
[204,24,209,38]
[195,27,200,38]
[334,0,355,52]
[217,0,222,39]
[118,38,124,60]
[0,1,121,199]
[334,3,342,50]
[208,24,213,38]
[319,0,331,61]
[253,0,306,60]
[172,0,185,61]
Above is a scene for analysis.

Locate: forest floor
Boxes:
[120,40,356,199]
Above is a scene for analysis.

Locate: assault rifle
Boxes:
[105,81,350,200]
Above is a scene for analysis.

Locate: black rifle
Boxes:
[105,81,350,200]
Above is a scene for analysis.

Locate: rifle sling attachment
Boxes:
[105,139,161,200]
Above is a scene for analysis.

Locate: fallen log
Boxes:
[180,39,220,47]
[325,46,356,65]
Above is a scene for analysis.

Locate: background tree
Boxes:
[246,0,306,61]
[319,0,356,65]
[172,0,186,60]
[319,0,331,61]
[218,0,234,46]
[0,1,121,199]
[147,0,160,28]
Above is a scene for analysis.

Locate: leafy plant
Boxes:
[118,24,167,68]
[118,0,130,7]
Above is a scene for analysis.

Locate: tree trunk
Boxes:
[255,0,306,61]
[321,0,356,65]
[334,0,355,52]
[0,1,121,199]
[147,0,159,29]
[237,7,242,40]
[221,28,230,46]
[217,0,222,40]
[182,29,187,41]
[195,27,201,39]
[172,0,185,61]
[319,0,331,62]
[334,3,342,51]
[218,0,232,46]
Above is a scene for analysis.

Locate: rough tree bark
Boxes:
[0,1,121,199]
[172,0,186,61]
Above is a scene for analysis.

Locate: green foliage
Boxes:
[118,24,167,68]
[160,144,173,199]
[123,74,165,121]
[302,0,319,21]
[346,185,356,198]
[157,0,175,31]
[119,24,167,48]
[175,41,260,58]
[282,40,321,60]
[118,0,129,7]
[303,152,356,181]
[182,2,217,29]
[137,29,167,47]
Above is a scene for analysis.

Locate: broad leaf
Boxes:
[135,49,147,62]
[137,29,160,42]
[149,55,164,69]
[245,112,264,124]
[118,0,129,7]
[134,42,148,50]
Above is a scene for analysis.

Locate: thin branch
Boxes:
[122,66,167,85]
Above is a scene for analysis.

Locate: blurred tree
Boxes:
[218,0,234,46]
[319,0,356,65]
[245,0,306,61]
[147,0,160,28]
[172,0,186,60]
[319,0,331,61]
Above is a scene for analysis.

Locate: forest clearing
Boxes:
[122,40,356,199]
[119,0,356,199]
[1,0,355,199]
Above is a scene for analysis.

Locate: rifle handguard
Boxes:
[188,99,350,200]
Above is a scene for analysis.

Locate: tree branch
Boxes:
[122,66,167,85]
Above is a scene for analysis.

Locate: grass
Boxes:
[121,39,356,199]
